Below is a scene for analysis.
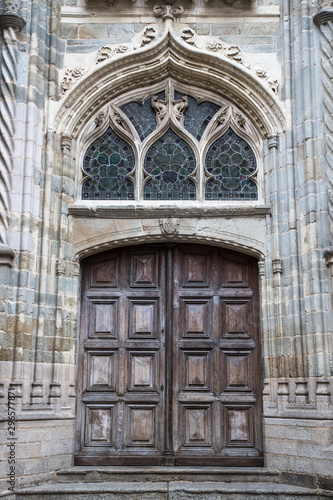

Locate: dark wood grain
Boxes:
[75,244,263,466]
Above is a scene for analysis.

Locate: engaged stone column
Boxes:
[314,3,333,248]
[314,3,333,295]
[0,0,25,266]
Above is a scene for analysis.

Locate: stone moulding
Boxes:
[68,205,271,219]
[73,228,265,262]
[54,22,285,141]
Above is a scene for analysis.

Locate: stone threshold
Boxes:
[15,481,333,499]
[56,466,279,484]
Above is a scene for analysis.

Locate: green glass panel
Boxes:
[144,129,196,200]
[205,128,258,200]
[82,128,135,200]
[174,92,220,141]
[121,92,165,141]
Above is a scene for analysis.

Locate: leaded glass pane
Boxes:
[121,91,165,141]
[174,92,220,141]
[144,129,196,200]
[205,128,258,200]
[82,127,135,200]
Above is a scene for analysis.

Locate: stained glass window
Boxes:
[143,129,196,200]
[82,127,135,200]
[205,129,258,200]
[121,91,165,141]
[174,92,220,141]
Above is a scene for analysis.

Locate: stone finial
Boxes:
[0,0,25,31]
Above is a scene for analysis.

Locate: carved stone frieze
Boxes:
[138,26,157,47]
[96,44,129,64]
[96,28,157,65]
[181,28,196,46]
[205,37,279,94]
[55,22,285,141]
[206,41,223,52]
[61,67,87,95]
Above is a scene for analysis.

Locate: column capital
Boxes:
[0,13,25,31]
[0,0,25,31]
[314,7,333,27]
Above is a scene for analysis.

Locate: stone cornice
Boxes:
[313,7,333,26]
[68,205,271,219]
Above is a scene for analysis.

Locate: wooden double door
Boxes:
[75,244,263,466]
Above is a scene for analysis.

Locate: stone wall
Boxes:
[0,0,332,493]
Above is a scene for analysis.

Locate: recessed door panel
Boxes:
[87,351,116,391]
[85,405,114,447]
[125,405,157,448]
[89,300,117,338]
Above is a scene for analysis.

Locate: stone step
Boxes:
[56,466,279,484]
[16,481,333,500]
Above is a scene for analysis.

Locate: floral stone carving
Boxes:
[61,67,87,95]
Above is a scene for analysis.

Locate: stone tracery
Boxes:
[79,81,261,203]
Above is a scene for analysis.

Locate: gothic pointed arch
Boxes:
[54,23,285,141]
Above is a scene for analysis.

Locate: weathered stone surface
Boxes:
[56,467,279,484]
[15,482,333,500]
[1,0,333,493]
